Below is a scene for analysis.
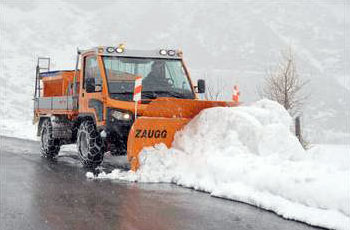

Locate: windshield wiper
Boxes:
[111,91,191,99]
[142,91,158,99]
[143,90,187,99]
[110,91,133,94]
[161,91,185,98]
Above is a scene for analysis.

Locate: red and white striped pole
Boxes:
[133,76,142,120]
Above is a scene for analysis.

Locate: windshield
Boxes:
[103,56,195,101]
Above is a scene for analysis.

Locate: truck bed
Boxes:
[34,96,78,111]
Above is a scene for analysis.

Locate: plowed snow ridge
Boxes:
[87,99,350,230]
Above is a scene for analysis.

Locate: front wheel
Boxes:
[77,120,104,168]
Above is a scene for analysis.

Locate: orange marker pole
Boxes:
[232,85,240,103]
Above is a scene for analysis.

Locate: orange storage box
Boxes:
[41,71,77,97]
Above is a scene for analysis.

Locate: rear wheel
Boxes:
[40,119,60,158]
[77,120,104,168]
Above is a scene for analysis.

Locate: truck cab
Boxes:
[77,46,204,156]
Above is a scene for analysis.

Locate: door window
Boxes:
[84,56,102,92]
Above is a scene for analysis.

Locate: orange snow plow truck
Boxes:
[33,45,238,170]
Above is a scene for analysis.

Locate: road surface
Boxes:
[0,136,324,230]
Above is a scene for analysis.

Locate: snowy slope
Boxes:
[88,100,350,230]
[1,1,349,143]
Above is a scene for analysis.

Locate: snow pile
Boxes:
[0,118,37,141]
[305,144,350,171]
[87,99,349,229]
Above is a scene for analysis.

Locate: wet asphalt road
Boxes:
[0,136,324,230]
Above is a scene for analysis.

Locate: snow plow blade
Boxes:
[127,117,190,170]
[127,99,238,171]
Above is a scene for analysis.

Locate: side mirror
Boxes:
[197,79,205,93]
[85,78,96,93]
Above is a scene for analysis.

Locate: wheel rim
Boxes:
[41,127,48,149]
[79,132,89,159]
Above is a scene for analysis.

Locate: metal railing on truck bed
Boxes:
[34,96,78,111]
[34,57,79,112]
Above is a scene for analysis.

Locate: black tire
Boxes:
[40,119,60,158]
[77,120,104,168]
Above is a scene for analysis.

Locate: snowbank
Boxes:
[0,118,37,141]
[87,99,350,230]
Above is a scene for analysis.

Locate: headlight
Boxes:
[98,47,104,53]
[111,110,132,121]
[159,49,167,55]
[167,50,176,56]
[116,47,124,53]
[106,47,115,53]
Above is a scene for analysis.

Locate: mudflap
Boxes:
[127,117,190,171]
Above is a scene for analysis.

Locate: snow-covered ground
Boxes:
[87,100,350,230]
[0,118,37,141]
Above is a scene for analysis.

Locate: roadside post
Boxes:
[133,76,143,120]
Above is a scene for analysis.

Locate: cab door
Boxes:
[79,55,105,126]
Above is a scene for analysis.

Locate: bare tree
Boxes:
[259,47,308,117]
